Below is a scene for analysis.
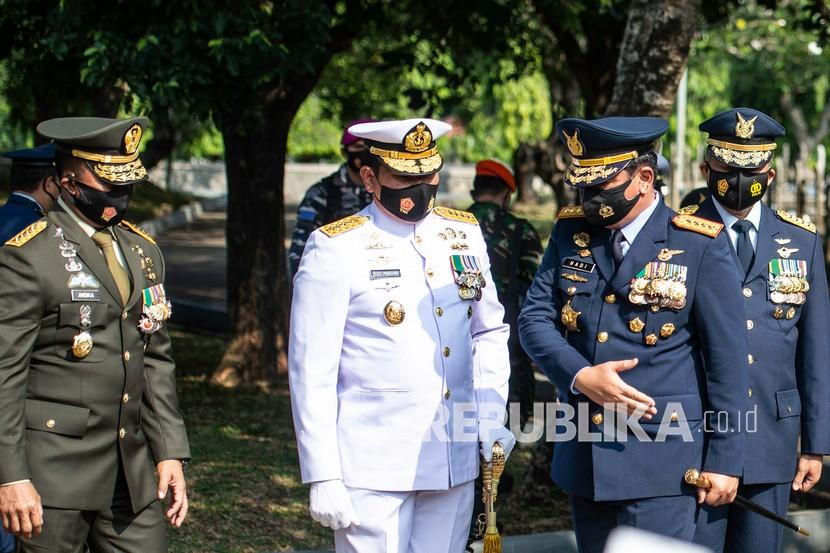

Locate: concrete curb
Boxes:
[139,195,227,237]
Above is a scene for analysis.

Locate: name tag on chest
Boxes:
[72,290,101,302]
[563,258,596,274]
[370,269,402,280]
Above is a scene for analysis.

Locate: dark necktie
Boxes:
[732,219,755,276]
[611,230,625,268]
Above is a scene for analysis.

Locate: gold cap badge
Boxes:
[123,124,142,154]
[735,112,758,139]
[562,128,585,157]
[404,123,432,153]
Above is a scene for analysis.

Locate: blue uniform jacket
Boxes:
[519,199,749,501]
[696,198,830,484]
[0,193,44,243]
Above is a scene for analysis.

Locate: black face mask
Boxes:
[581,175,640,228]
[346,150,373,175]
[69,180,134,227]
[376,180,438,222]
[706,164,769,211]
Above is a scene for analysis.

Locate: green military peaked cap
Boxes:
[37,116,150,186]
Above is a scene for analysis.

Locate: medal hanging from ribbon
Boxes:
[450,254,486,301]
[768,258,809,305]
[139,283,172,334]
[629,261,688,310]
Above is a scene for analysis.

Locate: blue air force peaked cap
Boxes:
[555,116,669,187]
[699,108,785,169]
[1,143,56,167]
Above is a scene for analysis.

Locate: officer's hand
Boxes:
[697,472,738,506]
[0,482,43,539]
[793,454,823,492]
[479,423,516,463]
[309,480,360,530]
[573,359,657,419]
[157,460,188,528]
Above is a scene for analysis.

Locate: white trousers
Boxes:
[334,481,475,553]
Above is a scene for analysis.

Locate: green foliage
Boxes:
[287,94,343,162]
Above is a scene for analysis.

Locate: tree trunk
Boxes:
[210,99,295,387]
[604,0,700,117]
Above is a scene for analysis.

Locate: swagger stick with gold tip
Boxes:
[481,443,506,553]
[685,469,810,536]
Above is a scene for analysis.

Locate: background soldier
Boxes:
[0,117,190,552]
[288,118,375,277]
[693,108,830,553]
[0,144,59,242]
[467,159,542,424]
[519,116,749,552]
[289,118,514,552]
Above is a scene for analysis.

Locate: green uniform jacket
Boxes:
[0,207,190,513]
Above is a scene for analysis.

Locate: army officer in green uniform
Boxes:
[0,117,190,552]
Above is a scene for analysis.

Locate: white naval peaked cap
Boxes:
[347,118,452,143]
[348,118,453,176]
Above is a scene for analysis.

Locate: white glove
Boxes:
[309,479,360,530]
[479,422,516,463]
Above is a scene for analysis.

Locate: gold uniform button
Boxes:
[46,419,55,429]
[748,354,754,364]
[645,333,658,346]
[591,412,603,425]
[435,307,444,317]
[659,323,675,339]
[123,351,131,362]
[747,320,754,330]
[443,347,451,357]
[119,428,126,439]
[444,389,451,400]
[415,235,423,244]
[773,306,785,319]
[426,268,434,278]
[748,387,753,398]
[670,411,679,423]
[567,286,577,296]
[123,393,130,404]
[597,332,608,343]
[743,287,752,298]
[604,294,616,304]
[786,307,796,320]
[650,305,660,313]
[122,311,128,320]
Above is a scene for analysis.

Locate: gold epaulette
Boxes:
[557,206,584,219]
[119,220,157,245]
[4,220,48,247]
[775,210,816,233]
[677,204,699,215]
[671,214,723,238]
[319,215,370,237]
[433,206,478,224]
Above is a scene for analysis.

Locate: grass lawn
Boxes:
[167,329,571,552]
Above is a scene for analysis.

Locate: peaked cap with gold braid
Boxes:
[37,116,149,186]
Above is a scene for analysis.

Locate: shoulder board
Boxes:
[319,214,370,237]
[775,210,816,233]
[433,206,478,224]
[671,214,723,238]
[677,204,699,215]
[119,220,157,245]
[4,220,48,247]
[557,206,584,219]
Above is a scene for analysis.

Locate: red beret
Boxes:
[475,159,515,191]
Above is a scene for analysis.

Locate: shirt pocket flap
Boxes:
[652,393,703,422]
[776,389,801,419]
[25,399,90,437]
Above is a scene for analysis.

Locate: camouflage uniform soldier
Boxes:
[467,159,543,424]
[288,119,375,277]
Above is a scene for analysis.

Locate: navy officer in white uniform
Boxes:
[289,118,515,553]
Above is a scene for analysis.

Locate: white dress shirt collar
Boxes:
[713,199,762,250]
[617,191,660,254]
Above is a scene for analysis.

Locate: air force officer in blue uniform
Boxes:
[692,108,830,552]
[518,117,749,552]
[0,144,58,243]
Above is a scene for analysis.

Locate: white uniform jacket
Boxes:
[289,202,510,491]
